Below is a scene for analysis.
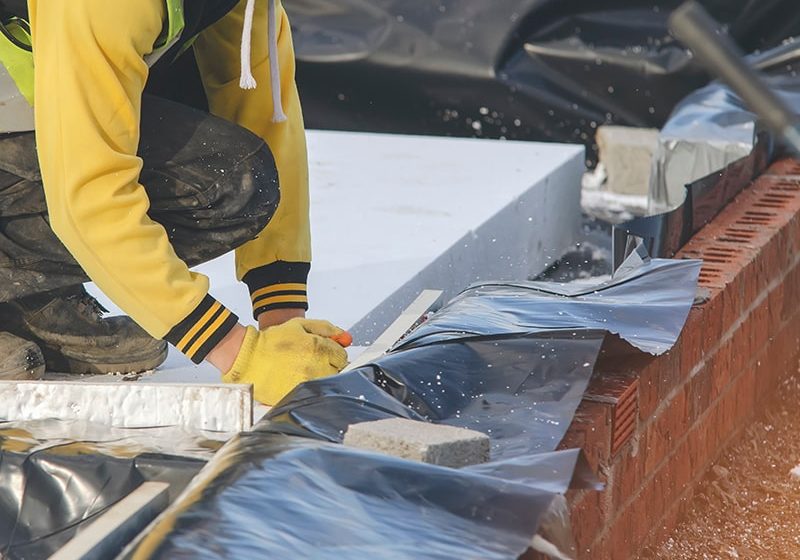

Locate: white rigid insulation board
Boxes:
[86,130,584,382]
[0,381,253,432]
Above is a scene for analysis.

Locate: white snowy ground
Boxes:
[82,130,584,384]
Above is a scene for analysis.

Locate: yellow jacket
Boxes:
[27,0,310,363]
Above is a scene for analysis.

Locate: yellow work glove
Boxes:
[222,319,349,405]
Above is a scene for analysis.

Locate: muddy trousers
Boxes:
[0,95,279,304]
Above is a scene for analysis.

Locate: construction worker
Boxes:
[0,0,349,405]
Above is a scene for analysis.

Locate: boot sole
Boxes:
[0,347,46,380]
[40,343,169,376]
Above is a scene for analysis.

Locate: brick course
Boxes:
[566,159,800,558]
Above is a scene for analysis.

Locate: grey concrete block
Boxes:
[343,418,490,468]
[596,126,659,195]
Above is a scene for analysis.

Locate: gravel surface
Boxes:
[641,374,800,560]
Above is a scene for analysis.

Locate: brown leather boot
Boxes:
[0,332,45,380]
[0,286,167,375]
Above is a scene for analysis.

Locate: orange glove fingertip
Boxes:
[331,331,353,348]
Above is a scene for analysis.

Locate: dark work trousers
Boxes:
[0,94,280,303]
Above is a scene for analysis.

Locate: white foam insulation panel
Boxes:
[86,130,584,381]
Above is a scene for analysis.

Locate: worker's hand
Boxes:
[258,307,305,329]
[222,319,349,405]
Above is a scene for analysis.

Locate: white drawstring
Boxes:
[267,0,287,122]
[239,0,258,89]
[239,0,287,123]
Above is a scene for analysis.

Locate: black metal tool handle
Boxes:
[669,1,800,153]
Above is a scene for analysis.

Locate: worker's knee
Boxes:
[138,96,280,258]
[220,141,281,237]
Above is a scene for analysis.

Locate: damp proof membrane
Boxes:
[0,421,223,559]
[131,434,560,560]
[617,41,800,268]
[134,251,700,559]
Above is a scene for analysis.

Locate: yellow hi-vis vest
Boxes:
[0,0,185,133]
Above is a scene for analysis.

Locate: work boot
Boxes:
[0,332,45,380]
[0,286,168,375]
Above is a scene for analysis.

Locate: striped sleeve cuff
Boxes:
[164,294,239,364]
[242,261,310,319]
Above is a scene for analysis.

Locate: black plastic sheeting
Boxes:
[131,435,564,560]
[396,251,700,356]
[134,251,700,559]
[286,0,800,158]
[273,334,605,459]
[264,252,699,459]
[612,137,770,269]
[616,39,800,268]
[0,421,222,560]
[646,68,800,210]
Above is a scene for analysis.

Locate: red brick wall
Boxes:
[565,158,800,559]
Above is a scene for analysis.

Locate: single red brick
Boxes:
[683,417,710,476]
[647,459,669,524]
[644,497,685,554]
[768,282,785,330]
[769,229,793,275]
[678,323,704,385]
[687,366,713,423]
[714,384,732,438]
[753,352,772,400]
[721,287,743,339]
[709,339,732,400]
[754,247,779,294]
[610,444,646,513]
[562,400,613,470]
[752,302,772,352]
[608,505,637,560]
[728,323,750,374]
[740,260,762,316]
[788,218,800,254]
[584,533,611,560]
[630,454,678,547]
[737,368,758,431]
[634,360,662,423]
[630,481,656,547]
[672,441,694,493]
[686,406,707,469]
[569,489,608,555]
[643,384,688,475]
[637,364,660,423]
[710,403,726,462]
[723,376,746,436]
[701,291,725,346]
[642,421,668,481]
[783,265,800,321]
[774,225,797,271]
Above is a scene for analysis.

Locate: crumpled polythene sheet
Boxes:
[264,255,699,461]
[284,0,800,158]
[616,42,800,268]
[613,135,769,270]
[270,334,605,459]
[648,41,800,211]
[134,252,699,559]
[0,420,222,560]
[396,255,702,355]
[132,434,560,560]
